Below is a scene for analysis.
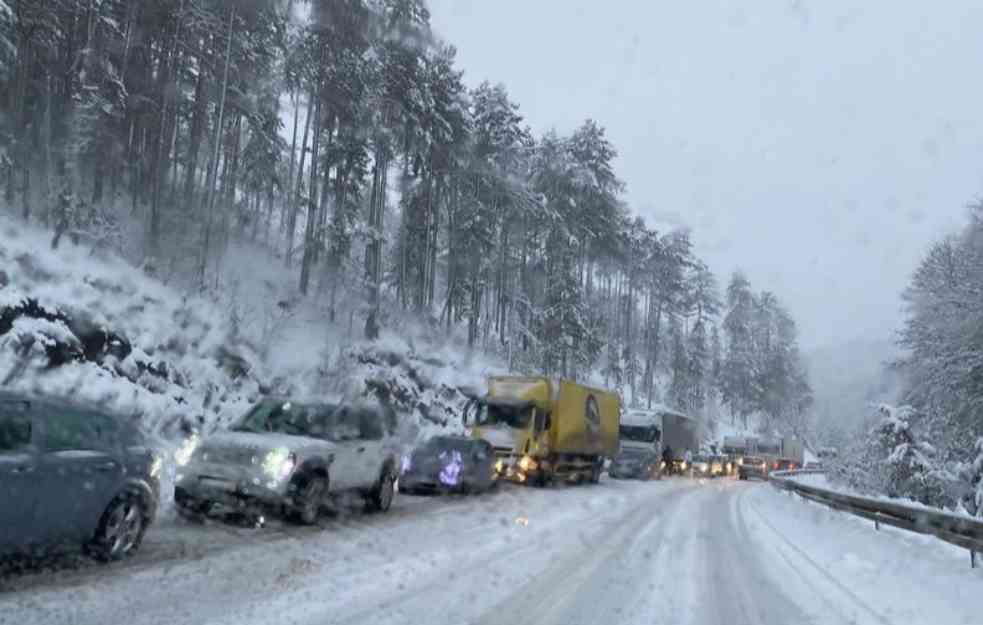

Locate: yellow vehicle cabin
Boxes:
[463,376,619,485]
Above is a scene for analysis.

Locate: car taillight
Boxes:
[773,462,779,470]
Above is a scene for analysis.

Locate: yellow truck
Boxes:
[463,376,620,485]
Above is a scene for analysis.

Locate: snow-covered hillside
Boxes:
[0,217,500,448]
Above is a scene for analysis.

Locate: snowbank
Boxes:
[0,216,264,440]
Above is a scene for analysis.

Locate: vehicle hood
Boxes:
[198,431,335,465]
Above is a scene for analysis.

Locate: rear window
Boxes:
[0,401,33,452]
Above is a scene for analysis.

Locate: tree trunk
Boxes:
[283,91,301,246]
[183,55,208,211]
[198,6,235,285]
[299,91,322,295]
[286,93,312,267]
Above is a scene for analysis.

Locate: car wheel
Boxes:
[91,492,147,561]
[367,468,396,513]
[290,475,327,525]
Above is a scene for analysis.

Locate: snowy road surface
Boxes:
[1,478,980,625]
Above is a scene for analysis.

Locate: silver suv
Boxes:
[174,398,398,524]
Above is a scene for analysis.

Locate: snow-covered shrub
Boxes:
[831,404,958,508]
[962,437,983,517]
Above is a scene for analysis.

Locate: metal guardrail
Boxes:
[769,469,983,569]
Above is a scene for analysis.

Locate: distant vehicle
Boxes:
[0,392,160,562]
[619,407,700,478]
[611,411,662,480]
[399,436,497,494]
[689,454,726,478]
[722,436,749,458]
[608,448,660,480]
[463,377,620,486]
[659,409,700,463]
[754,437,805,465]
[174,398,398,524]
[772,458,799,472]
[738,456,768,481]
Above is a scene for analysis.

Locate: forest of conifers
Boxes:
[0,0,812,428]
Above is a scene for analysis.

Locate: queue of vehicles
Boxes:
[0,375,806,568]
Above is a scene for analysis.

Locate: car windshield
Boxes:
[232,400,329,437]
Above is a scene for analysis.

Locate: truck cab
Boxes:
[463,377,619,485]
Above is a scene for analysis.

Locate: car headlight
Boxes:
[401,455,412,474]
[518,456,537,472]
[262,448,296,482]
[495,459,505,473]
[174,433,201,466]
[695,462,708,473]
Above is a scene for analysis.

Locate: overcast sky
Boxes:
[428,0,983,350]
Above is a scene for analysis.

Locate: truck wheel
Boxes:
[589,458,602,484]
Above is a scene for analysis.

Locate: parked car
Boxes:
[608,449,661,480]
[399,435,497,494]
[0,391,161,562]
[174,398,399,524]
[737,455,768,481]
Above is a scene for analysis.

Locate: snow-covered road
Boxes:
[1,478,980,625]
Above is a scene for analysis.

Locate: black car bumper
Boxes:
[400,474,473,494]
[174,479,296,518]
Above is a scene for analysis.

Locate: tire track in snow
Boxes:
[741,487,893,625]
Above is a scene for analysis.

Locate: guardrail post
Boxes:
[874,520,879,531]
[972,551,977,569]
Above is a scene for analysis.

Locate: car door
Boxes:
[324,406,362,491]
[353,407,387,488]
[0,399,40,554]
[35,407,127,546]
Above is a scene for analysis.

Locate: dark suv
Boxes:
[0,392,160,562]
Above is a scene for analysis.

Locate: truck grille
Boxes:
[493,446,514,459]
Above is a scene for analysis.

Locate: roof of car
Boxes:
[0,390,128,420]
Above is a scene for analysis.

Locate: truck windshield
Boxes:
[619,424,659,443]
[473,401,532,429]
